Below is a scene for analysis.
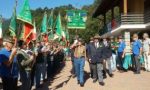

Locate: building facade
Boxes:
[93,0,150,38]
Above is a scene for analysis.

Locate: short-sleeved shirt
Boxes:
[0,48,18,78]
[132,40,142,55]
[74,45,86,58]
[118,41,126,53]
[143,39,150,52]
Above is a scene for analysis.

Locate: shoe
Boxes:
[119,70,124,73]
[93,79,97,83]
[103,75,107,79]
[43,79,47,82]
[124,69,128,72]
[36,85,43,89]
[109,74,114,78]
[77,80,80,84]
[72,74,76,78]
[80,83,84,87]
[99,82,105,86]
[147,70,150,72]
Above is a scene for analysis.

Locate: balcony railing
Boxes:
[100,13,146,35]
[121,13,144,25]
[144,10,150,24]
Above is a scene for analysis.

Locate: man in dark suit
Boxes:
[87,34,105,86]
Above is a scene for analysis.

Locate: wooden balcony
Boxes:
[121,13,144,25]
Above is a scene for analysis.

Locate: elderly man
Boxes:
[143,33,150,72]
[0,37,18,90]
[87,35,101,83]
[16,40,34,90]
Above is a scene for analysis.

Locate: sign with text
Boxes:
[66,10,87,29]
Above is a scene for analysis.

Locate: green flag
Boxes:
[17,0,33,25]
[66,29,69,41]
[48,10,53,30]
[48,30,54,40]
[41,12,47,34]
[55,13,62,37]
[0,15,2,38]
[9,9,16,37]
[19,29,24,40]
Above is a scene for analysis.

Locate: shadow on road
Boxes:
[35,61,72,90]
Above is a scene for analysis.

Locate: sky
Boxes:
[0,0,94,18]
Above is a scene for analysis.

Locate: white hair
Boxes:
[3,42,7,46]
[143,33,149,38]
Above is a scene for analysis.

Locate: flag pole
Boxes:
[14,0,18,47]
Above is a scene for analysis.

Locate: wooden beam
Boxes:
[123,0,128,14]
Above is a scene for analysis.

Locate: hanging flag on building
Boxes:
[17,0,33,44]
[0,15,2,38]
[41,12,47,34]
[9,8,16,37]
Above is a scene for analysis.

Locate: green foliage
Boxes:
[3,0,118,43]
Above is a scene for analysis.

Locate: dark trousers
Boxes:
[47,61,54,78]
[20,71,31,90]
[97,63,104,82]
[2,77,18,90]
[90,63,97,80]
[30,65,36,89]
[118,52,124,69]
[133,55,141,73]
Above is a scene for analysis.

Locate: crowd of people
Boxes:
[0,38,65,90]
[0,32,150,89]
[70,32,150,87]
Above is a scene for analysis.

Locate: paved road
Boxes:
[33,61,150,90]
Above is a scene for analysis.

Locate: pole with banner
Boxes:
[66,10,87,40]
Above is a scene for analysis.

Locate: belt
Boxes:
[75,56,85,59]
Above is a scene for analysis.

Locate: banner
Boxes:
[66,10,87,29]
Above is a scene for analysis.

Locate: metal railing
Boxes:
[144,10,150,24]
[121,13,144,24]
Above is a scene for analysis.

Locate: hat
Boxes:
[110,36,114,39]
[90,37,94,40]
[78,38,84,43]
[94,34,100,39]
[4,37,14,44]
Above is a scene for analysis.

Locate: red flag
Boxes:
[23,23,33,44]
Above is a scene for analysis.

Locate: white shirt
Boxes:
[143,38,150,52]
[95,42,99,48]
